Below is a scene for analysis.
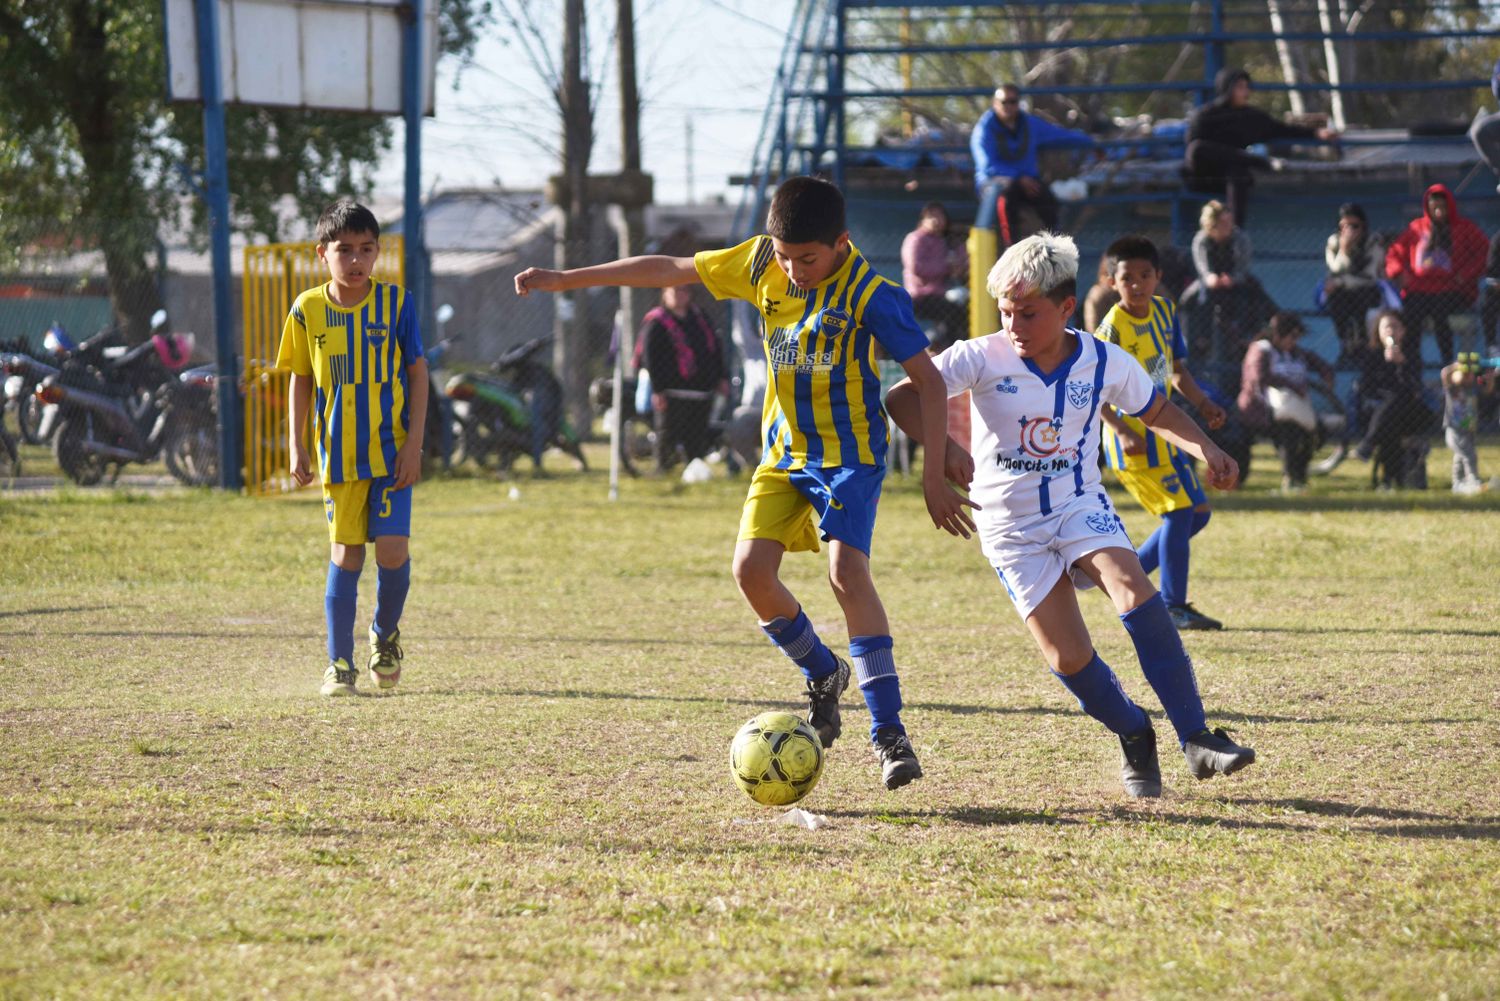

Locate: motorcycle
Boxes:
[36,309,204,486]
[444,335,587,473]
[2,324,98,447]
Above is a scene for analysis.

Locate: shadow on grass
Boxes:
[852,799,1500,840]
[0,605,116,619]
[1227,625,1500,639]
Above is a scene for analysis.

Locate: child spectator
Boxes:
[886,231,1255,799]
[1440,357,1496,493]
[277,199,428,696]
[515,176,975,790]
[1237,311,1334,493]
[1321,202,1389,357]
[1095,234,1228,631]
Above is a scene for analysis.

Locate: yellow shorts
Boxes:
[737,466,822,554]
[321,474,412,545]
[1113,454,1206,518]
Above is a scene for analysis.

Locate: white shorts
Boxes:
[987,494,1133,620]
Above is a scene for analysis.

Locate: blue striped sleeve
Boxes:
[862,283,929,363]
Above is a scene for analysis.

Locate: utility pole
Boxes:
[685,116,695,205]
[554,0,593,434]
[616,0,648,366]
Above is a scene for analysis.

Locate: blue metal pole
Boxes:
[195,0,243,490]
[402,0,426,326]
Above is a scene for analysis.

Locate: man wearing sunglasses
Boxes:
[970,84,1096,240]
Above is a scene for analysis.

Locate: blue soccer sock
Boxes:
[324,563,361,665]
[1053,652,1150,737]
[1137,508,1211,578]
[1121,593,1207,745]
[761,609,839,681]
[373,559,411,639]
[850,635,903,737]
[1156,508,1196,607]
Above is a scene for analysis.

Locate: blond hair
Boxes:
[1199,199,1228,231]
[986,231,1080,303]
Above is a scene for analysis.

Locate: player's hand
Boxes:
[393,440,422,490]
[1198,399,1228,430]
[514,267,566,296]
[922,473,981,539]
[943,437,975,490]
[290,442,314,487]
[1117,427,1147,456]
[1202,444,1239,490]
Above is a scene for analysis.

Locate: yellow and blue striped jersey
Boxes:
[275,281,424,485]
[695,236,928,469]
[1093,295,1186,471]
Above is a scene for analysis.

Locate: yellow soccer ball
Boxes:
[729,711,825,806]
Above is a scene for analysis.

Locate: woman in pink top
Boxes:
[901,202,968,344]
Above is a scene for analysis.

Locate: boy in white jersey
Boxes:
[886,232,1255,797]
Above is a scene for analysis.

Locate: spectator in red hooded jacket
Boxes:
[1385,184,1488,370]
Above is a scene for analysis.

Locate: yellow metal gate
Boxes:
[241,237,404,495]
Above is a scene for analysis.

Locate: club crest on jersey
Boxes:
[818,307,850,336]
[365,324,388,342]
[1066,381,1093,409]
[1162,474,1181,494]
[1016,415,1063,457]
[996,376,1018,394]
[1086,511,1120,534]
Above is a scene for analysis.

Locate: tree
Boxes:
[0,0,491,342]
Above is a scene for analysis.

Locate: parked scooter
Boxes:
[444,335,587,472]
[36,309,202,485]
[1,323,96,446]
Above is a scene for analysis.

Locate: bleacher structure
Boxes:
[734,0,1500,390]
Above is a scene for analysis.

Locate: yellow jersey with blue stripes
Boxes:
[1093,296,1186,471]
[275,281,424,485]
[695,236,928,470]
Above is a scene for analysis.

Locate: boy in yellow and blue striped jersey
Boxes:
[515,177,976,790]
[1094,235,1227,631]
[276,200,429,697]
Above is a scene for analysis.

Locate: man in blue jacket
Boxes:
[969,83,1095,237]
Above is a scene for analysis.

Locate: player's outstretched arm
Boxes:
[1139,395,1238,489]
[887,366,980,539]
[514,255,700,296]
[1171,362,1227,430]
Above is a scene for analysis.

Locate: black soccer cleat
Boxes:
[1183,727,1256,780]
[1119,724,1163,799]
[872,726,923,790]
[1169,603,1224,631]
[804,656,851,749]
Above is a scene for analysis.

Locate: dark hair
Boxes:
[766,176,847,246]
[1102,234,1159,274]
[316,199,380,245]
[1338,202,1367,225]
[1267,310,1304,339]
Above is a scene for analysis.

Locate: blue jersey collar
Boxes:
[1022,329,1083,386]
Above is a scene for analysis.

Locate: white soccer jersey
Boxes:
[932,329,1160,554]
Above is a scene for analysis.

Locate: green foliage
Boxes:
[0,0,491,331]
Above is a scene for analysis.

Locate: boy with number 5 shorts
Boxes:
[277,199,428,697]
[1095,234,1228,631]
[515,176,976,790]
[887,232,1255,798]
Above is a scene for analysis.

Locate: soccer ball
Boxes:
[729,711,825,806]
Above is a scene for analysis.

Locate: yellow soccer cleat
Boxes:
[367,627,403,691]
[321,659,359,697]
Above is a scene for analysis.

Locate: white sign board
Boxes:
[164,0,437,115]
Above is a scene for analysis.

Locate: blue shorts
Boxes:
[737,463,885,556]
[322,473,412,545]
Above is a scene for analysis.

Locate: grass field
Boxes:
[3,442,1499,999]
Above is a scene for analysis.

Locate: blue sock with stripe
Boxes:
[1156,508,1196,606]
[373,560,410,639]
[324,563,361,665]
[1054,652,1150,736]
[850,635,903,737]
[1121,593,1207,744]
[761,609,839,681]
[1137,508,1211,577]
